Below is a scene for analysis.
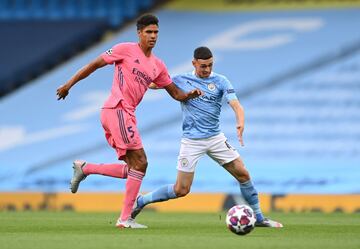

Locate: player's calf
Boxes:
[174,183,191,197]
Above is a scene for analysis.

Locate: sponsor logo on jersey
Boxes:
[208,83,216,91]
[200,94,218,102]
[132,68,152,87]
[105,49,113,55]
[186,80,194,86]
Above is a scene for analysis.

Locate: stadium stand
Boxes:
[0,7,359,203]
[0,0,154,26]
[0,20,108,97]
[0,0,159,97]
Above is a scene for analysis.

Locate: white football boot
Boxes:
[116,218,148,229]
[255,218,283,228]
[70,160,87,193]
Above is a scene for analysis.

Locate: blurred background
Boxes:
[0,0,359,213]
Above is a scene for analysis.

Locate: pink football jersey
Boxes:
[101,42,172,111]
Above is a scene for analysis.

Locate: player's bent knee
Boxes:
[174,186,190,197]
[132,159,148,173]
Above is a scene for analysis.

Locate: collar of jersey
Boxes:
[192,70,214,79]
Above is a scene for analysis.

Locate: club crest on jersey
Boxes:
[207,83,216,91]
[105,49,113,55]
[180,158,189,167]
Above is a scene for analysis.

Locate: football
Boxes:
[226,204,256,235]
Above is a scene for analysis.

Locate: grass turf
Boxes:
[1,211,359,249]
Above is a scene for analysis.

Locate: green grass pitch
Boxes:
[1,211,359,249]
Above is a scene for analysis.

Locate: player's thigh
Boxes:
[101,108,143,159]
[100,109,116,148]
[207,133,240,166]
[177,138,206,173]
[113,109,142,148]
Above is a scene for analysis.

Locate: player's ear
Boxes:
[192,59,196,67]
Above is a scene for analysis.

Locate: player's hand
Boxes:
[187,89,203,99]
[149,82,160,89]
[236,125,244,146]
[56,84,70,100]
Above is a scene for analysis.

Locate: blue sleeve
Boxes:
[171,75,181,88]
[222,77,238,102]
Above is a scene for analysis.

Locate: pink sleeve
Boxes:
[101,43,126,64]
[153,60,172,87]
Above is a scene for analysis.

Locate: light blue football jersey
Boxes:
[172,71,238,139]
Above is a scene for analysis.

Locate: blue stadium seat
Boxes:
[0,0,155,26]
[0,0,156,97]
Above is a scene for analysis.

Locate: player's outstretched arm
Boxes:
[164,83,203,101]
[229,99,245,146]
[56,56,107,100]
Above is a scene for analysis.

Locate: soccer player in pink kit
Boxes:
[56,14,202,229]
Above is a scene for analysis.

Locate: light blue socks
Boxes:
[138,184,177,208]
[137,181,264,222]
[240,180,264,222]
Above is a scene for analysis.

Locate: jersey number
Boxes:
[127,126,135,138]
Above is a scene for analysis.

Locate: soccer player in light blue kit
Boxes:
[132,47,283,228]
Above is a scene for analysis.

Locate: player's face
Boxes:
[193,57,213,78]
[138,24,159,49]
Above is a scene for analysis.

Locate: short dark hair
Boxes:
[194,46,213,60]
[136,14,159,30]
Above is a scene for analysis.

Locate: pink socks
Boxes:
[83,163,128,178]
[120,169,144,221]
[82,163,144,221]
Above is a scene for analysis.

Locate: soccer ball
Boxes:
[226,204,256,235]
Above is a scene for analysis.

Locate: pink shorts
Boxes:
[100,108,143,160]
